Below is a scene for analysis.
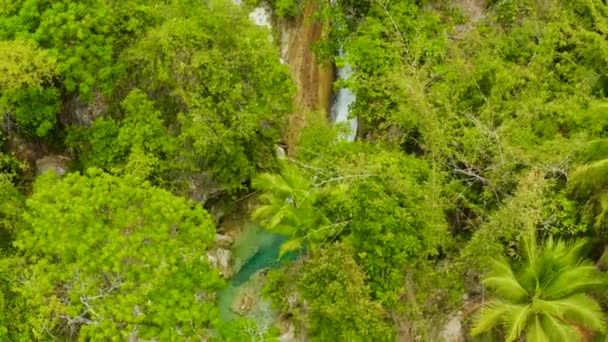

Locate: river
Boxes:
[217,0,356,334]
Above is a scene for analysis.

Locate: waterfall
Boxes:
[331,51,358,142]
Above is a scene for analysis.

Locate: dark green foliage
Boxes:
[9,87,60,137]
[0,177,24,251]
[270,0,299,17]
[122,0,293,190]
[339,150,446,305]
[69,89,176,185]
[298,244,395,340]
[0,0,115,99]
[264,244,395,340]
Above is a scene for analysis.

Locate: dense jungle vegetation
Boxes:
[1,0,608,340]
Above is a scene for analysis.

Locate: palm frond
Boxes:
[527,314,550,342]
[540,313,581,342]
[561,238,589,265]
[484,258,529,302]
[523,228,539,269]
[267,223,298,236]
[543,265,606,299]
[252,172,294,195]
[504,303,533,342]
[472,301,517,335]
[278,238,303,258]
[535,295,605,333]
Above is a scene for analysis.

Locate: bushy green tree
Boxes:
[123,0,293,190]
[0,177,23,251]
[0,39,59,137]
[472,233,606,341]
[338,150,446,305]
[0,39,56,92]
[7,170,223,340]
[69,88,176,185]
[298,243,395,340]
[0,0,115,99]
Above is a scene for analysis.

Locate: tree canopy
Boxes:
[6,170,223,340]
[1,0,608,340]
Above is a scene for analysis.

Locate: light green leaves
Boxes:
[12,170,223,339]
[472,233,606,341]
[0,39,56,92]
[483,259,528,303]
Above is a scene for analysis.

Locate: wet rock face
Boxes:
[60,91,107,127]
[36,155,70,176]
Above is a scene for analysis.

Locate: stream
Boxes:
[217,0,357,333]
[217,223,298,329]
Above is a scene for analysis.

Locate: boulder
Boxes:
[36,155,70,176]
[215,234,234,249]
[231,288,256,315]
[278,318,296,342]
[206,248,232,278]
[441,314,463,342]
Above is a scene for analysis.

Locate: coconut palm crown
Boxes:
[472,233,607,341]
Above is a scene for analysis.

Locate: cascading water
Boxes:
[331,51,358,142]
[217,4,298,332]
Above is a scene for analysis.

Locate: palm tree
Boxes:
[252,161,332,256]
[472,232,606,341]
[569,157,608,231]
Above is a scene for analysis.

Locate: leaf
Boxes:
[471,301,514,335]
[484,258,528,302]
[504,304,533,342]
[535,295,606,333]
[527,314,550,342]
[278,238,303,258]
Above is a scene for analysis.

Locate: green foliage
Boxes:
[252,161,330,256]
[9,170,223,339]
[472,233,607,341]
[0,0,115,99]
[0,153,27,184]
[214,317,280,341]
[462,172,550,270]
[268,0,299,17]
[568,158,608,232]
[339,150,446,305]
[3,0,608,339]
[0,38,56,92]
[123,0,293,190]
[298,243,395,340]
[7,86,60,137]
[0,177,24,251]
[0,38,59,137]
[69,89,176,184]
